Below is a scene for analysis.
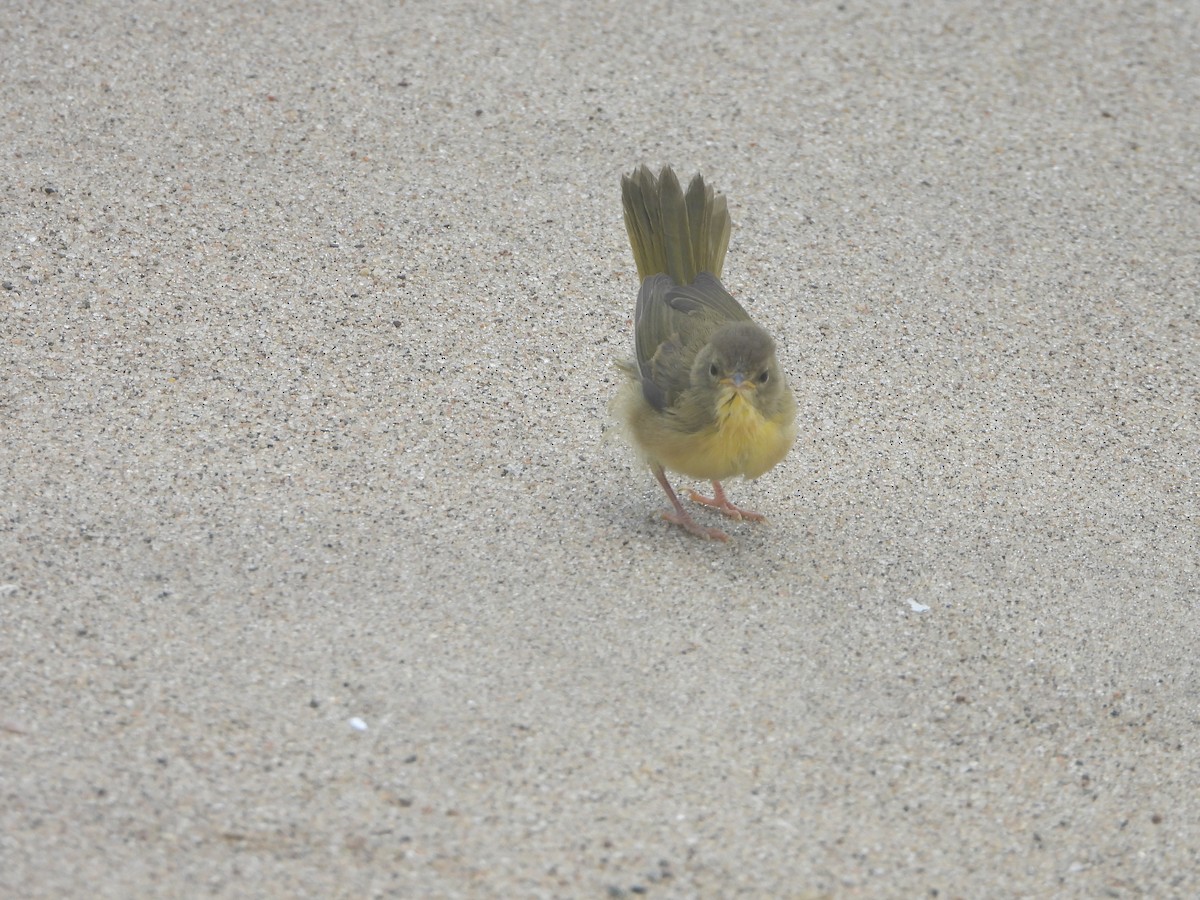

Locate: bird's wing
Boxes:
[665,271,753,324]
[634,272,752,410]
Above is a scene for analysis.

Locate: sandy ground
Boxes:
[3,1,1198,896]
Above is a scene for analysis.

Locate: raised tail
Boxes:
[621,165,731,285]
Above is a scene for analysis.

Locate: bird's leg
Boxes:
[687,480,766,522]
[652,466,730,541]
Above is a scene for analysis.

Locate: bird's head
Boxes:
[690,321,786,416]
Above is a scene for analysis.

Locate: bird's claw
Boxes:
[661,509,730,541]
[687,489,766,522]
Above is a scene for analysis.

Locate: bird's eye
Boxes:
[758,370,770,383]
[709,363,720,377]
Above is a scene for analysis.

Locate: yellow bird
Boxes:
[615,165,797,541]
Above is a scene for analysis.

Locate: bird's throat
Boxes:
[717,389,763,434]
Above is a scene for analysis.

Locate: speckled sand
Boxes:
[3,2,1198,897]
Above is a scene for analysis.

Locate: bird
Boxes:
[614,164,797,541]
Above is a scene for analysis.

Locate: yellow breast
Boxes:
[663,391,794,481]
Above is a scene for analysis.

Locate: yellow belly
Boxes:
[658,392,794,481]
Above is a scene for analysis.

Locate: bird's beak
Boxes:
[722,373,753,391]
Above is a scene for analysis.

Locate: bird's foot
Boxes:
[661,508,730,542]
[687,482,766,522]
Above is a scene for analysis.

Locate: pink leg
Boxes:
[652,466,730,541]
[687,480,766,522]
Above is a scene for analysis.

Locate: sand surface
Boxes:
[3,1,1198,896]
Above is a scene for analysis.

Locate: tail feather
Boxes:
[621,165,730,284]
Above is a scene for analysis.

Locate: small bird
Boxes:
[615,165,797,540]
